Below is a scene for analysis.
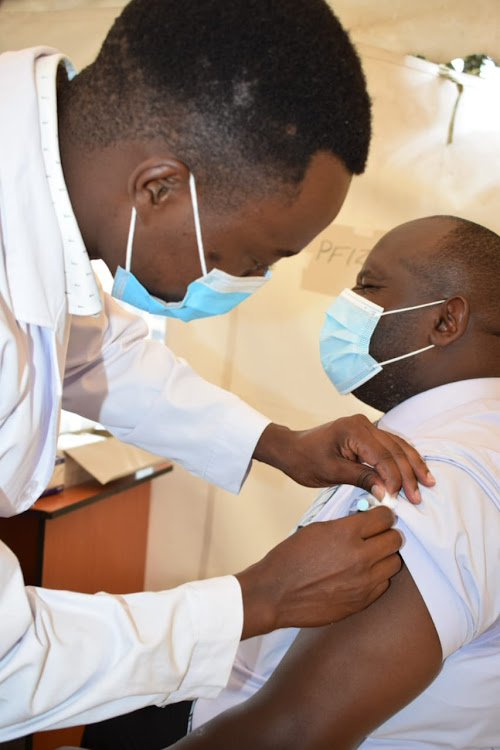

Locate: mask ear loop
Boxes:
[381,299,445,316]
[379,344,435,367]
[125,206,137,272]
[378,298,445,366]
[189,173,208,276]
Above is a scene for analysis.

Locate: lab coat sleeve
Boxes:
[0,287,62,516]
[0,540,244,740]
[63,289,271,494]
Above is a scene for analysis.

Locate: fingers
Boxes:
[354,528,403,611]
[363,552,403,606]
[316,447,400,501]
[320,510,403,568]
[370,547,403,579]
[373,431,435,503]
[354,435,419,502]
[351,506,403,580]
[322,515,403,614]
[253,416,435,506]
[237,512,405,633]
[363,525,403,563]
[359,514,404,563]
[341,417,434,503]
[327,416,405,498]
[354,504,397,539]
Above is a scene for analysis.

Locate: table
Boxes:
[0,463,172,750]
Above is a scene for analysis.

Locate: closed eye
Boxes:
[353,283,378,292]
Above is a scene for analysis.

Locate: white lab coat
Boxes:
[0,47,270,739]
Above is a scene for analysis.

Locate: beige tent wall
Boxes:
[1,1,499,589]
[1,1,499,64]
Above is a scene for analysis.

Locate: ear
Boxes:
[128,157,190,219]
[429,296,470,347]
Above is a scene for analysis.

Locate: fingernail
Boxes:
[370,485,385,502]
[413,489,421,504]
[427,471,436,484]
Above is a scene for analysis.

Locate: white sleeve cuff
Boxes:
[202,407,271,495]
[160,574,244,703]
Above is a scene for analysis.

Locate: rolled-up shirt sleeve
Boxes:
[0,541,243,740]
[396,460,500,660]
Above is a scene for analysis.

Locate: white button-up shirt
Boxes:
[194,378,500,749]
[0,46,271,739]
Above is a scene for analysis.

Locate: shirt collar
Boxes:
[379,378,500,435]
[35,54,101,316]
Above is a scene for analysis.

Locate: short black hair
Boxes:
[60,0,370,200]
[408,216,500,335]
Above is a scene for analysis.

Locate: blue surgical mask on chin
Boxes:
[111,173,271,321]
[319,288,445,395]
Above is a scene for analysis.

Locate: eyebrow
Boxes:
[360,261,389,279]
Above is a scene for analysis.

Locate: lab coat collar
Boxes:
[0,46,100,328]
[36,53,101,317]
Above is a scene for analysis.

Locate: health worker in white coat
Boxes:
[0,0,433,741]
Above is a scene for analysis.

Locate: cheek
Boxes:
[371,313,427,360]
[370,318,403,359]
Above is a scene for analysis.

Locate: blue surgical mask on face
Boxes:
[111,173,271,321]
[319,288,445,395]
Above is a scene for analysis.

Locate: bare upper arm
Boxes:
[172,562,442,750]
[256,561,442,748]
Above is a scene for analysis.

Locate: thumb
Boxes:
[334,459,386,500]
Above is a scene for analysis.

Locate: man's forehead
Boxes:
[366,217,455,269]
